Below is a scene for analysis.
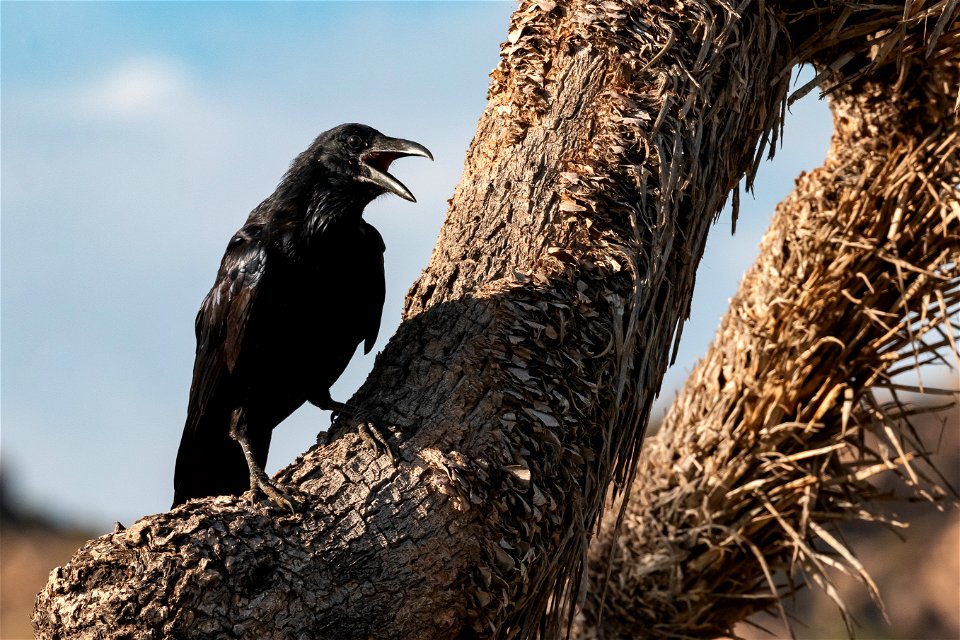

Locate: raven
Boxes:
[172,123,432,509]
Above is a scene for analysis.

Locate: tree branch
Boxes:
[577,19,960,639]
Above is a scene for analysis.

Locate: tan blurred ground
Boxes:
[1,525,91,640]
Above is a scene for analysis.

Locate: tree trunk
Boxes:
[34,1,958,638]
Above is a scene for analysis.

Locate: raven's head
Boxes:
[310,123,433,203]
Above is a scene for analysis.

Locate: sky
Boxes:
[2,1,833,531]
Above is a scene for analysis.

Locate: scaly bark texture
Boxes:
[577,23,960,640]
[33,1,958,638]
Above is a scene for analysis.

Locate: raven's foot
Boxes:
[248,467,296,514]
[229,408,297,513]
[310,395,400,464]
[319,397,400,463]
[357,421,399,463]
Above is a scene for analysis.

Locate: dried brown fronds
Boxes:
[579,36,959,640]
[785,0,960,101]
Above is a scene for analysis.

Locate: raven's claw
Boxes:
[358,422,399,463]
[248,468,296,513]
[323,399,399,463]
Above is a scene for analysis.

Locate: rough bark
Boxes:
[34,1,958,639]
[577,27,960,640]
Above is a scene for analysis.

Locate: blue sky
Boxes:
[2,1,833,531]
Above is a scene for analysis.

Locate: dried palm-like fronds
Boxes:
[578,51,959,639]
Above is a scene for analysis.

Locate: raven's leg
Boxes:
[309,392,398,462]
[308,392,357,421]
[316,398,354,422]
[229,408,295,512]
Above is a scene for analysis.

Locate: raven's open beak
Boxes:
[359,135,433,202]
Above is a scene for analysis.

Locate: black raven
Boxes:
[172,123,432,509]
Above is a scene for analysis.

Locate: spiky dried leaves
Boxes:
[579,27,959,639]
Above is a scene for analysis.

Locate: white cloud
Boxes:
[78,56,190,120]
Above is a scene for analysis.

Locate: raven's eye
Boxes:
[346,135,363,149]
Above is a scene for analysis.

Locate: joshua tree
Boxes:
[35,1,957,638]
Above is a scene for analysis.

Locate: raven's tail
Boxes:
[172,410,271,507]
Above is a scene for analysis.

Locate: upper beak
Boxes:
[359,135,433,202]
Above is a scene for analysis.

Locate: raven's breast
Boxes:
[256,219,385,398]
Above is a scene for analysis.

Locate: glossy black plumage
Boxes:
[173,123,431,507]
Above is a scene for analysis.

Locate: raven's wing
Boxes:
[190,224,266,416]
[173,224,267,505]
[361,220,386,354]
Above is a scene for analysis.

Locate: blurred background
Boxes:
[1,2,955,639]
